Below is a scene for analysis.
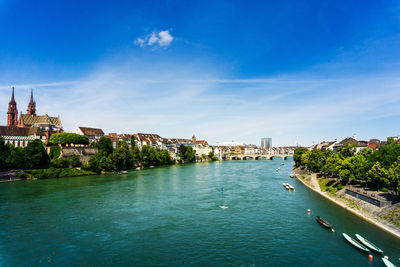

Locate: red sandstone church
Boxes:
[0,87,63,147]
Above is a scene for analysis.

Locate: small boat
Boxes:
[288,185,294,190]
[316,216,332,228]
[119,171,128,174]
[382,257,396,267]
[355,234,383,253]
[289,174,296,178]
[343,233,370,253]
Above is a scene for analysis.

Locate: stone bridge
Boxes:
[229,154,293,160]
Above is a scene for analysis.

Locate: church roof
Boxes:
[0,126,43,136]
[19,114,62,126]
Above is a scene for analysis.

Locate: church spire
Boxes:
[27,88,36,115]
[7,87,18,126]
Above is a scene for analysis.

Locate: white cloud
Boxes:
[134,30,174,48]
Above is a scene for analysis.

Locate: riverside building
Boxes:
[0,87,63,147]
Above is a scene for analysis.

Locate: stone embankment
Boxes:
[293,167,400,239]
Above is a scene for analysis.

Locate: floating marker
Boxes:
[368,255,373,261]
[307,209,311,215]
[331,229,335,233]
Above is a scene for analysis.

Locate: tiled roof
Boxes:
[0,126,43,136]
[196,140,209,146]
[78,126,104,136]
[20,114,61,126]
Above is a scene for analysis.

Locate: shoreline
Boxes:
[293,168,400,239]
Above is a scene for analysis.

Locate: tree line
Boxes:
[293,137,400,194]
[87,137,198,173]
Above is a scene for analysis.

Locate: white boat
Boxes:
[288,185,295,190]
[289,174,296,178]
[382,257,396,267]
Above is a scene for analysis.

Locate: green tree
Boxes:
[49,133,89,146]
[337,143,356,159]
[88,152,114,173]
[367,161,389,190]
[388,157,400,195]
[0,136,11,170]
[370,138,400,168]
[109,141,133,170]
[293,147,308,167]
[70,154,81,167]
[24,139,50,169]
[130,135,136,148]
[208,151,217,160]
[97,137,113,156]
[322,154,343,177]
[9,146,27,169]
[49,146,61,159]
[131,145,141,162]
[50,158,70,168]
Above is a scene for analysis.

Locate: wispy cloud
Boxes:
[1,58,399,146]
[134,30,174,48]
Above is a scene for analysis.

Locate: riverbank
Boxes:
[293,167,400,239]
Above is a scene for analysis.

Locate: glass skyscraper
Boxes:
[261,138,272,148]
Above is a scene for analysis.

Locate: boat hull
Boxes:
[343,233,370,253]
[355,234,383,253]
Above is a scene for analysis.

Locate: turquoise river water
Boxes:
[0,159,399,266]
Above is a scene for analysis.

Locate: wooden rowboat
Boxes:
[343,233,370,253]
[355,234,383,253]
[316,216,332,228]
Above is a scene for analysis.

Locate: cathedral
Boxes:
[0,87,63,147]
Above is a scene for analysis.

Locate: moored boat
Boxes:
[382,257,396,267]
[289,174,296,178]
[316,216,332,228]
[355,234,383,253]
[343,233,370,253]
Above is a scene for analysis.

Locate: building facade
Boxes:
[261,138,272,149]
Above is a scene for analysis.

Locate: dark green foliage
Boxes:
[49,146,61,159]
[208,151,217,160]
[109,141,133,170]
[27,167,95,179]
[88,152,114,173]
[294,140,400,193]
[0,136,11,170]
[50,158,70,168]
[70,154,81,167]
[139,145,174,167]
[131,145,141,162]
[9,147,27,169]
[24,140,50,169]
[49,133,89,146]
[293,147,308,167]
[178,145,196,162]
[97,137,113,156]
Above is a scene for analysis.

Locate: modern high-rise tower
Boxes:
[261,138,272,149]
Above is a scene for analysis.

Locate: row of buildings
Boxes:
[309,136,400,152]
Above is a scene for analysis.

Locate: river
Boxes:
[0,160,399,266]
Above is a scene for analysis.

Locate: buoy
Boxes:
[331,229,335,232]
[368,254,373,261]
[307,209,311,215]
[293,189,295,192]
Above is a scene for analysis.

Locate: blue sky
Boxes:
[0,0,399,146]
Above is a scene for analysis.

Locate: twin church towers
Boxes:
[6,87,36,127]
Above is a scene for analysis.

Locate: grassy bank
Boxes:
[24,168,96,179]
